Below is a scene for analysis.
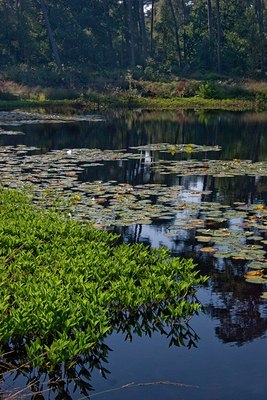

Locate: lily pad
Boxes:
[245,277,267,284]
[213,251,232,259]
[199,247,217,253]
[247,261,267,270]
[195,236,213,243]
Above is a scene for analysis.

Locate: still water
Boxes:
[1,109,267,399]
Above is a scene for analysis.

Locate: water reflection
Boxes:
[0,108,267,399]
[122,219,267,345]
[1,109,267,159]
[1,301,199,399]
[204,258,267,345]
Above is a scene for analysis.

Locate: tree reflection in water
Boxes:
[206,261,267,345]
[0,299,200,399]
[122,223,267,347]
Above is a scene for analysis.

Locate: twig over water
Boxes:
[89,380,199,399]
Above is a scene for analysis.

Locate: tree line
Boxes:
[0,0,266,80]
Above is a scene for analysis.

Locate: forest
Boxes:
[0,0,266,87]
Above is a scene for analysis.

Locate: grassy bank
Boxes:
[0,95,261,111]
[131,96,256,111]
[0,189,205,369]
[0,76,266,111]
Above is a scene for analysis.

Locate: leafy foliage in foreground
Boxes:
[0,189,205,368]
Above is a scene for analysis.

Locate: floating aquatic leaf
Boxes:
[245,277,267,284]
[247,235,263,241]
[244,270,264,278]
[247,261,267,270]
[213,251,232,259]
[195,236,213,243]
[199,247,217,253]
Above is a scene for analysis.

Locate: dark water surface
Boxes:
[1,109,267,399]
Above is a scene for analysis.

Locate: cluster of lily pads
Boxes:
[0,143,223,228]
[153,159,267,178]
[0,140,266,291]
[0,127,25,135]
[166,200,267,290]
[0,110,105,125]
[130,143,221,154]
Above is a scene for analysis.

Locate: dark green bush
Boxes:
[218,84,252,99]
[42,87,81,100]
[255,92,267,109]
[198,82,221,99]
[6,64,63,87]
[198,81,252,100]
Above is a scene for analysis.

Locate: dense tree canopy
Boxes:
[0,0,266,80]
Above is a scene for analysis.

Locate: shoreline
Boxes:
[0,95,263,112]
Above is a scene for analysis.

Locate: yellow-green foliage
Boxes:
[0,189,206,368]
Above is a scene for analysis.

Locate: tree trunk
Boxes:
[207,0,214,67]
[168,0,182,68]
[123,0,130,67]
[103,0,114,65]
[127,0,136,68]
[255,0,265,74]
[36,0,62,71]
[139,0,147,65]
[150,0,155,55]
[181,0,187,64]
[215,0,222,74]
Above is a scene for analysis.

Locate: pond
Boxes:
[0,108,267,400]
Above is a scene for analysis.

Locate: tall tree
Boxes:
[207,0,214,67]
[180,0,188,65]
[150,0,155,55]
[126,0,136,67]
[36,0,62,71]
[254,0,266,74]
[139,0,148,65]
[103,0,114,65]
[215,0,222,73]
[168,0,182,68]
[0,0,265,78]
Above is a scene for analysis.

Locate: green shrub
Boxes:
[255,92,267,109]
[183,81,199,97]
[132,79,199,99]
[198,80,253,100]
[198,81,221,99]
[5,64,63,87]
[218,84,252,99]
[41,87,81,100]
